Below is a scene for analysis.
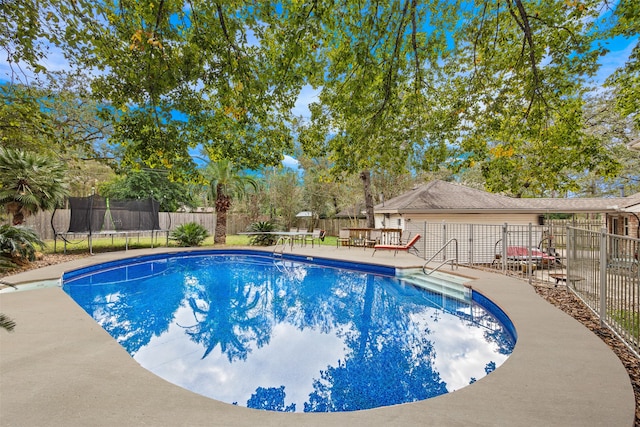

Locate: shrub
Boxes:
[247,221,278,246]
[0,148,69,225]
[170,222,210,247]
[0,224,45,271]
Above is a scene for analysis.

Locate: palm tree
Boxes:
[0,224,45,267]
[202,159,257,244]
[0,148,69,225]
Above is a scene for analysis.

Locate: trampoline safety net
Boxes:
[54,195,168,254]
[67,195,161,232]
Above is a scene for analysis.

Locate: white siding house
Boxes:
[374,180,639,235]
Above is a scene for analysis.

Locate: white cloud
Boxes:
[282,154,300,170]
[135,315,347,410]
[292,84,320,119]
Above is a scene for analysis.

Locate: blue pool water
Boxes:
[62,250,516,413]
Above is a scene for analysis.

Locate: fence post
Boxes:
[501,223,508,271]
[469,223,474,266]
[567,227,573,286]
[422,221,427,260]
[442,221,447,262]
[599,228,607,328]
[528,223,533,284]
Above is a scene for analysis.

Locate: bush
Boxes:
[247,221,278,246]
[170,222,210,247]
[0,224,45,271]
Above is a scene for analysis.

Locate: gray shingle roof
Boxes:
[375,180,640,214]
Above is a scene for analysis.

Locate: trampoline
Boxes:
[52,195,170,254]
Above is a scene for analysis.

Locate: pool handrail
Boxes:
[423,238,459,275]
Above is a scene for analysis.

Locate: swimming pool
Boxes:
[62,250,515,413]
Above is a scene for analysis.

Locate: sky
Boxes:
[592,35,637,85]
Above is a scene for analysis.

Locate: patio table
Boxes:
[240,231,312,249]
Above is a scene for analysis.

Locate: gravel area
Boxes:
[6,253,92,272]
[3,254,639,425]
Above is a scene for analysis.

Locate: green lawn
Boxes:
[42,234,338,255]
[610,309,640,338]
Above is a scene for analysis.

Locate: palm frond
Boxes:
[0,313,16,332]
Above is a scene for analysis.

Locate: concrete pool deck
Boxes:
[0,245,635,426]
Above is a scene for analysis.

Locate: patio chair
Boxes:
[363,229,382,250]
[372,234,421,256]
[337,229,351,248]
[289,228,303,246]
[304,229,322,248]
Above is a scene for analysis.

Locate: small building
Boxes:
[605,194,640,239]
[374,180,640,238]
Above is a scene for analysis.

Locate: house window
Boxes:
[397,218,402,227]
[624,217,629,236]
[611,217,619,235]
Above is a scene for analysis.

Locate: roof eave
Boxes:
[375,207,623,215]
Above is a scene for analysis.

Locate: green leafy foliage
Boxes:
[247,221,278,246]
[199,159,258,244]
[1,0,637,201]
[0,75,113,160]
[0,0,67,75]
[0,76,116,198]
[0,148,69,224]
[0,224,45,269]
[606,0,640,129]
[98,168,196,212]
[262,168,304,229]
[0,84,56,153]
[301,0,626,198]
[169,222,209,247]
[54,0,311,180]
[449,0,623,196]
[0,256,17,271]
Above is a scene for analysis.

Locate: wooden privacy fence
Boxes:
[25,210,218,240]
[543,218,604,248]
[23,210,368,240]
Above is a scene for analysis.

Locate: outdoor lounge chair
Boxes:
[398,231,412,245]
[505,246,557,268]
[372,234,421,256]
[337,229,351,248]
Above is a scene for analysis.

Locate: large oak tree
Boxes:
[1,0,637,203]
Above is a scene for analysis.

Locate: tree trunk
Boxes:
[214,185,230,244]
[214,208,227,244]
[6,202,25,225]
[11,212,25,226]
[360,170,375,228]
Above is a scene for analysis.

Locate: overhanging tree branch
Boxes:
[506,0,544,117]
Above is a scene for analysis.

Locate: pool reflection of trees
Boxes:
[64,255,514,413]
[64,263,185,356]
